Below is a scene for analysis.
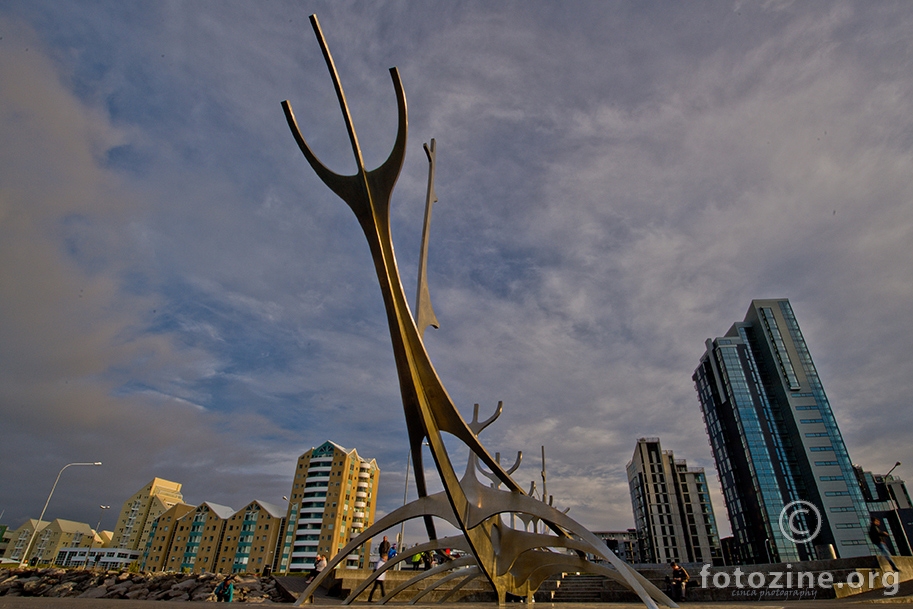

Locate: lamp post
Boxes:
[86,504,110,570]
[268,496,290,576]
[397,442,428,568]
[883,462,911,555]
[20,461,102,567]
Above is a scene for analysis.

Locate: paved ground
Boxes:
[0,599,912,609]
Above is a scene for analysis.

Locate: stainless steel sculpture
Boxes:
[282,15,675,609]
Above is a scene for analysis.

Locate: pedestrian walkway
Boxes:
[0,598,911,609]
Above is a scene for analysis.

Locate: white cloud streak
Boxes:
[1,2,911,542]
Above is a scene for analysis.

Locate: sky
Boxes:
[1,1,911,544]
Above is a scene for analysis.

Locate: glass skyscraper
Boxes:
[693,299,871,563]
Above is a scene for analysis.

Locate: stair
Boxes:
[545,573,608,602]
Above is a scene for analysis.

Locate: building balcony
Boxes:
[290,550,318,559]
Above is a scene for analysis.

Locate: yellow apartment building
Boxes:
[2,519,46,562]
[281,441,379,573]
[218,500,285,575]
[2,518,99,565]
[165,502,234,573]
[139,502,196,571]
[112,478,184,550]
[150,500,286,575]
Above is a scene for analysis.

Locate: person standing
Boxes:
[378,536,391,561]
[367,556,387,602]
[870,517,901,571]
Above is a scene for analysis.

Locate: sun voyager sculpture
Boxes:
[282,15,675,609]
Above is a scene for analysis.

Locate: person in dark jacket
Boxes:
[378,536,391,561]
[670,561,690,601]
[870,517,900,571]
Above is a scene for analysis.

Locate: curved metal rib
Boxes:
[436,569,485,603]
[404,564,480,604]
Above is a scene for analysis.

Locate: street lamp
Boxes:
[268,496,290,576]
[397,442,429,568]
[20,461,102,567]
[883,462,910,555]
[86,504,110,569]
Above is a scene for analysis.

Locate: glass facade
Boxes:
[693,299,872,563]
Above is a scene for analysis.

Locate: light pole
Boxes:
[883,462,911,555]
[86,504,110,569]
[20,461,102,567]
[268,496,290,576]
[397,442,428,568]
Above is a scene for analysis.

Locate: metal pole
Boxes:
[884,463,911,555]
[20,462,102,567]
[540,447,547,535]
[281,496,292,575]
[86,504,109,569]
[397,449,412,569]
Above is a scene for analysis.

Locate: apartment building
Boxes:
[140,502,196,571]
[220,500,285,574]
[282,441,379,573]
[2,518,99,565]
[627,437,722,565]
[111,478,184,551]
[166,502,234,574]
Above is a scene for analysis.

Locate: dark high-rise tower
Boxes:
[693,299,870,563]
[627,437,722,565]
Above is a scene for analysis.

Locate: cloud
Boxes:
[0,2,911,546]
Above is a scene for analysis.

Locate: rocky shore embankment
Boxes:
[0,568,290,602]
